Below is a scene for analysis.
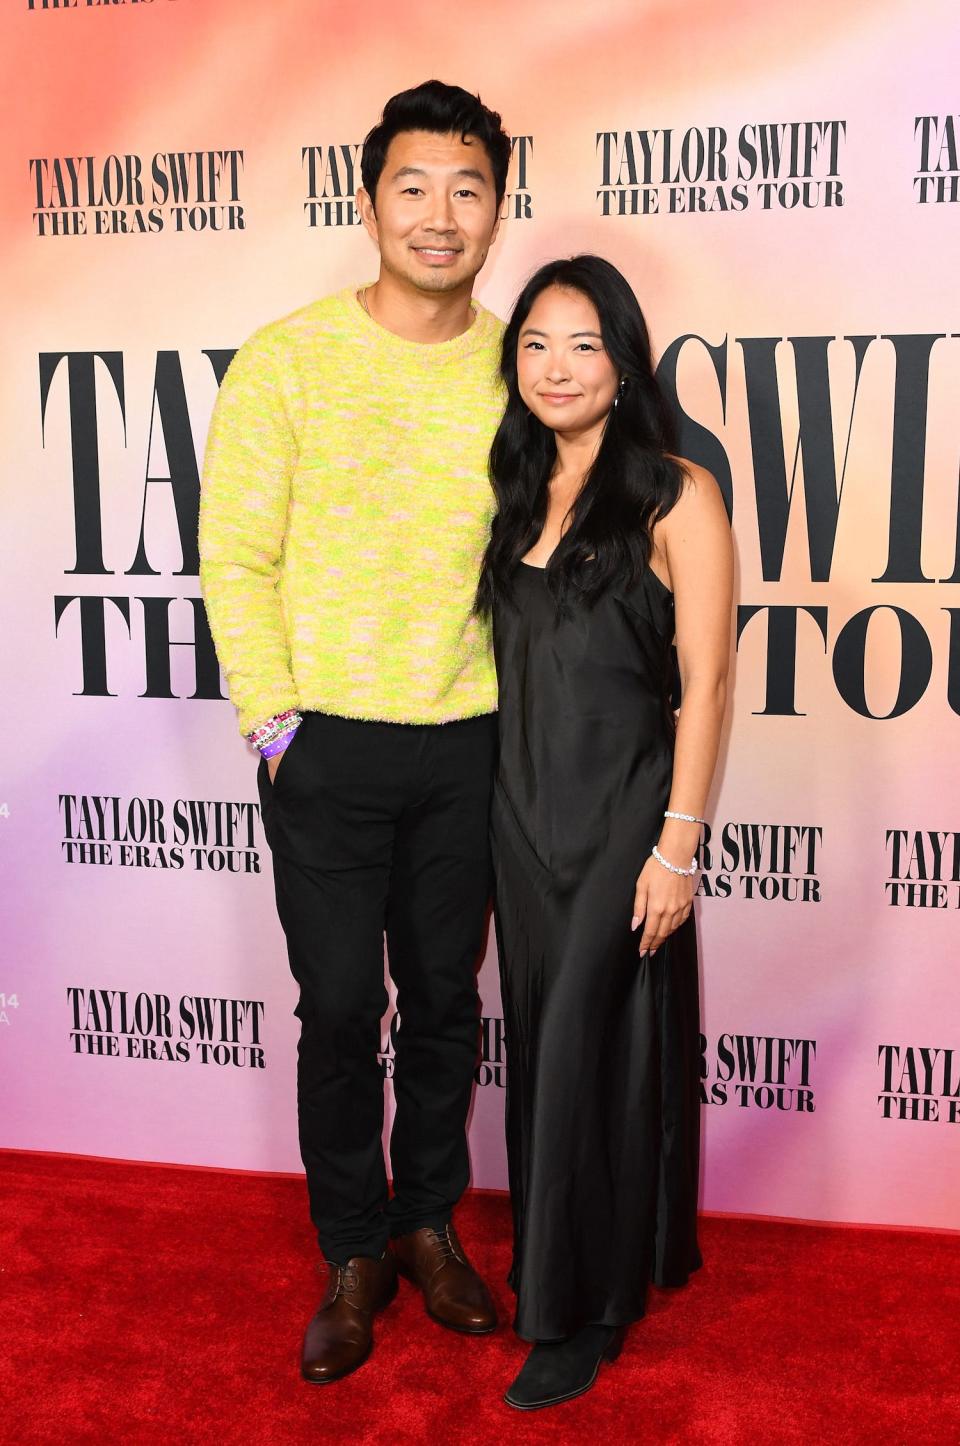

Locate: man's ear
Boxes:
[475,209,502,269]
[357,187,379,245]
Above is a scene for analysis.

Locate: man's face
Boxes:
[358,129,501,294]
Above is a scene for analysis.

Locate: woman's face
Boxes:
[516,285,620,436]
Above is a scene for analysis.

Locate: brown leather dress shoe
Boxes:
[301,1253,398,1384]
[392,1223,497,1334]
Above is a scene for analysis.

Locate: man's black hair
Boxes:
[361,79,512,208]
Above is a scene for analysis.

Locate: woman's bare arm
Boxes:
[633,461,733,955]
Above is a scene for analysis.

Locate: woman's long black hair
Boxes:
[475,255,685,614]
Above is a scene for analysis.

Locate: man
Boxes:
[199,80,510,1383]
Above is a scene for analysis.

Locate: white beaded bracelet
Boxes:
[651,844,698,877]
[664,809,707,825]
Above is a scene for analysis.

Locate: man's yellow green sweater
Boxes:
[199,286,504,736]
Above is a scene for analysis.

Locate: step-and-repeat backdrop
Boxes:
[2,0,957,1231]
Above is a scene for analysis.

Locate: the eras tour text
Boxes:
[885,830,960,909]
[700,1034,816,1113]
[67,987,266,1069]
[30,151,245,235]
[59,794,262,874]
[697,822,822,902]
[878,1044,960,1123]
[302,135,534,227]
[597,121,845,214]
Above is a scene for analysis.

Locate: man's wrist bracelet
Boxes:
[259,727,299,760]
[248,709,303,750]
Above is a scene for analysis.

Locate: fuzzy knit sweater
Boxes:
[199,286,504,736]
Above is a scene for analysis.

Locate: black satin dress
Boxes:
[491,561,702,1342]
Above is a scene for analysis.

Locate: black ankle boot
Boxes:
[504,1324,625,1410]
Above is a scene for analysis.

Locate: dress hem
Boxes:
[509,1252,703,1343]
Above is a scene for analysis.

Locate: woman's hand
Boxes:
[632,853,695,957]
[266,751,285,783]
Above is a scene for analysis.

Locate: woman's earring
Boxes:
[613,376,627,409]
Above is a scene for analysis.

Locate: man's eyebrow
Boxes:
[391,165,490,184]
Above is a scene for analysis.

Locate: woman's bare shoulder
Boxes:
[666,455,723,505]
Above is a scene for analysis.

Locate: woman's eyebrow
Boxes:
[518,328,603,339]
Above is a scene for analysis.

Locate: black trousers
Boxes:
[258,710,497,1264]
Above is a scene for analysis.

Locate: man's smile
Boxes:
[411,245,463,264]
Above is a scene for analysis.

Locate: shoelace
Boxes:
[322,1262,361,1300]
[425,1224,465,1265]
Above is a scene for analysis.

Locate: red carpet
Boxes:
[2,1151,958,1445]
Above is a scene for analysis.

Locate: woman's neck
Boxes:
[551,418,606,488]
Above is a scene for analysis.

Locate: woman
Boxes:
[477,256,733,1411]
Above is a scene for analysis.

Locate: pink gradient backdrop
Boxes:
[2,0,958,1229]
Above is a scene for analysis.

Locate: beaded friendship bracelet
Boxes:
[247,708,303,751]
[664,809,707,825]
